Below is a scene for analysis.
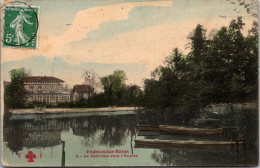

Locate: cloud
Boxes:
[60,16,255,75]
[62,1,173,43]
[2,1,173,63]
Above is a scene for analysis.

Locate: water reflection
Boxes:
[150,148,245,166]
[3,111,258,166]
[4,114,137,153]
[70,115,137,147]
[4,116,69,154]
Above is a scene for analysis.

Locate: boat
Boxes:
[137,126,160,132]
[138,131,161,136]
[135,139,243,148]
[159,125,223,135]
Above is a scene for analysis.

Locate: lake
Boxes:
[2,110,258,166]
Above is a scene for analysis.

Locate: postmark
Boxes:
[1,2,39,49]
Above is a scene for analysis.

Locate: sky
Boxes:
[1,0,258,88]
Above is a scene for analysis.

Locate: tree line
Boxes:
[143,17,258,110]
[76,70,143,108]
[4,17,258,110]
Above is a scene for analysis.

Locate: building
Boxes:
[61,90,71,103]
[23,76,70,103]
[72,84,94,102]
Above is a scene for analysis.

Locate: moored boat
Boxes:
[159,125,223,135]
[137,126,160,132]
[135,139,243,148]
[138,131,161,136]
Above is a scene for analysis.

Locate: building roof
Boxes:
[23,76,64,83]
[73,85,94,93]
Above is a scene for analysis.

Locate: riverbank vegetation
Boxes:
[139,17,258,148]
[143,17,257,109]
[4,68,30,109]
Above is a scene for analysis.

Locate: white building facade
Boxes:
[24,76,70,103]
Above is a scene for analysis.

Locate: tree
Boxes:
[83,69,96,86]
[201,17,258,103]
[100,70,127,105]
[4,68,30,108]
[144,48,191,109]
[188,24,207,64]
[241,20,258,101]
[126,84,143,106]
[82,69,103,93]
[143,17,258,124]
[143,78,164,109]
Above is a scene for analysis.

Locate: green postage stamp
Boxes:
[3,5,39,49]
[0,0,258,167]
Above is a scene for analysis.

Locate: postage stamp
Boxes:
[3,5,39,48]
[0,0,258,167]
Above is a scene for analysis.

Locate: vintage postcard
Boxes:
[0,0,258,167]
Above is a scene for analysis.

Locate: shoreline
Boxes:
[10,107,141,115]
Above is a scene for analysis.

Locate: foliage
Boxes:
[83,84,143,107]
[202,17,258,103]
[82,69,102,92]
[226,0,258,18]
[143,18,258,123]
[100,70,141,106]
[4,68,30,109]
[100,70,127,94]
[68,70,143,108]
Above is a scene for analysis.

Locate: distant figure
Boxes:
[10,9,33,45]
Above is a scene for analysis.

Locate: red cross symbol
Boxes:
[25,151,36,162]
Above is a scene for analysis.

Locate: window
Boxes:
[29,96,33,101]
[50,86,55,91]
[29,86,33,92]
[38,85,42,90]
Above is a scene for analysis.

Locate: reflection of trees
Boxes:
[99,115,135,147]
[151,148,192,166]
[4,113,137,153]
[71,115,137,147]
[4,121,25,153]
[150,147,252,166]
[72,117,101,147]
[137,110,164,126]
[4,115,69,154]
[151,150,175,166]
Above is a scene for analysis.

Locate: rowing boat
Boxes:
[135,139,243,148]
[159,125,223,135]
[137,126,160,132]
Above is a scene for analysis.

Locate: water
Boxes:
[2,111,258,166]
